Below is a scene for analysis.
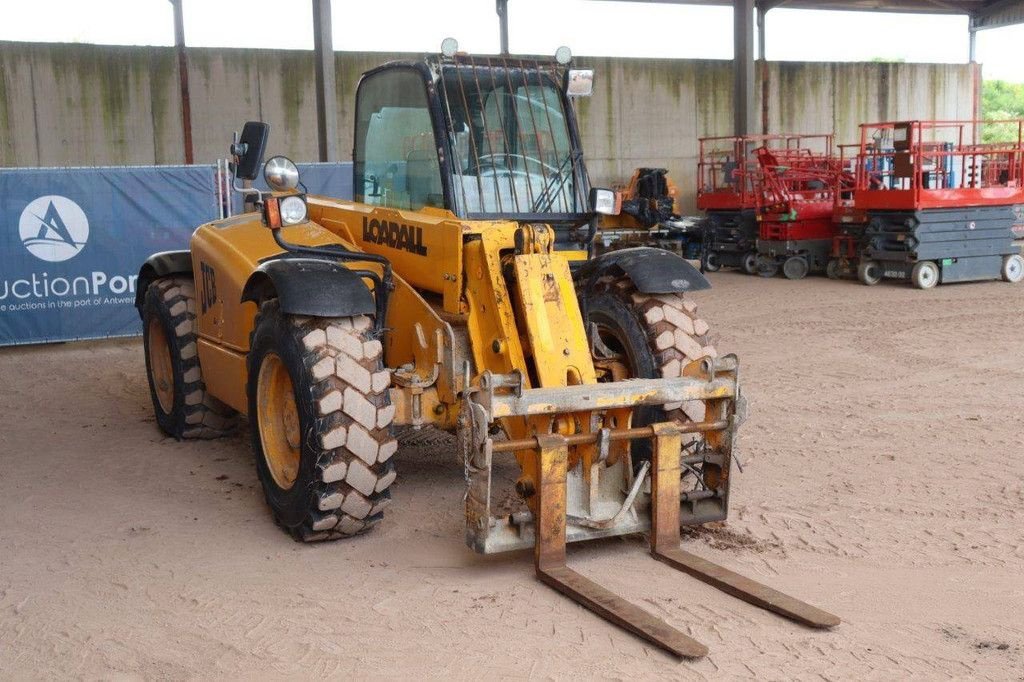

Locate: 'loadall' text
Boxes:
[362,217,428,255]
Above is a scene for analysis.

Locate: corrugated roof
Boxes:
[595,0,1022,25]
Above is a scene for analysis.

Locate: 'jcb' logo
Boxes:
[362,217,428,256]
[200,261,217,314]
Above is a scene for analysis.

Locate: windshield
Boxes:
[439,62,586,217]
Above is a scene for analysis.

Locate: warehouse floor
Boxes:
[1,272,1022,679]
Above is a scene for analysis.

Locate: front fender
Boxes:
[573,247,711,294]
[241,258,377,318]
[135,250,193,315]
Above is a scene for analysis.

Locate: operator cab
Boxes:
[353,41,599,245]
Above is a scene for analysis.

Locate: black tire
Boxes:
[583,278,717,467]
[825,259,841,280]
[756,255,779,278]
[703,252,721,272]
[858,259,883,286]
[782,256,809,280]
[247,300,396,542]
[911,260,939,290]
[741,252,759,275]
[141,276,237,439]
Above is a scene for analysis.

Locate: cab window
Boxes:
[354,69,443,210]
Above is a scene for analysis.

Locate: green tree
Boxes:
[981,80,1024,143]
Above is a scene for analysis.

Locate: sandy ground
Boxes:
[1,272,1023,680]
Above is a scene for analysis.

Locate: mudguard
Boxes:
[574,247,711,294]
[135,250,193,314]
[241,258,376,318]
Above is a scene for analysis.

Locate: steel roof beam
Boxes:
[312,0,338,162]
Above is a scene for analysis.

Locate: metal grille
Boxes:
[436,55,588,218]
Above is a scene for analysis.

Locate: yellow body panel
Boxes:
[511,253,595,387]
[189,209,396,415]
[190,216,349,351]
[189,194,597,477]
[308,198,465,314]
[197,338,248,413]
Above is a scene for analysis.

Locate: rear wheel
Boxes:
[858,259,883,286]
[825,259,841,279]
[247,301,396,541]
[782,256,809,280]
[1002,254,1024,283]
[141,276,237,439]
[911,261,939,290]
[703,252,721,272]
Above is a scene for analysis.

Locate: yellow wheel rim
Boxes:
[147,317,175,415]
[257,352,301,490]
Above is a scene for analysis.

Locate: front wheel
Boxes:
[583,279,717,462]
[741,252,759,275]
[1002,254,1024,283]
[825,259,841,280]
[703,252,721,272]
[581,279,727,523]
[247,301,397,542]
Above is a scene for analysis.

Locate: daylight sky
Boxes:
[0,0,1022,82]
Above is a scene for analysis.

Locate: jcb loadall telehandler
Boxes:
[137,46,837,657]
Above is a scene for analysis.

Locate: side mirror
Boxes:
[589,187,620,216]
[231,121,270,181]
[566,69,594,97]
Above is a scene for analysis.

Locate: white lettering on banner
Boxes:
[3,195,141,319]
[0,271,138,309]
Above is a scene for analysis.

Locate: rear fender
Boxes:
[573,247,711,294]
[241,258,376,318]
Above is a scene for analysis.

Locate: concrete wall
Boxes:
[0,41,976,210]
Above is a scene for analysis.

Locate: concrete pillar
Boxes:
[312,0,338,162]
[733,0,757,137]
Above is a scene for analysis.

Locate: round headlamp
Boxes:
[441,37,459,58]
[279,195,307,225]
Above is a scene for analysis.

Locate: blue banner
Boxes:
[0,166,218,346]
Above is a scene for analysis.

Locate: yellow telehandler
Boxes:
[136,47,837,657]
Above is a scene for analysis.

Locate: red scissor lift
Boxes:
[748,140,852,279]
[698,134,831,274]
[831,120,1024,288]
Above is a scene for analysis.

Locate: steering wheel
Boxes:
[478,155,528,180]
[476,153,560,177]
